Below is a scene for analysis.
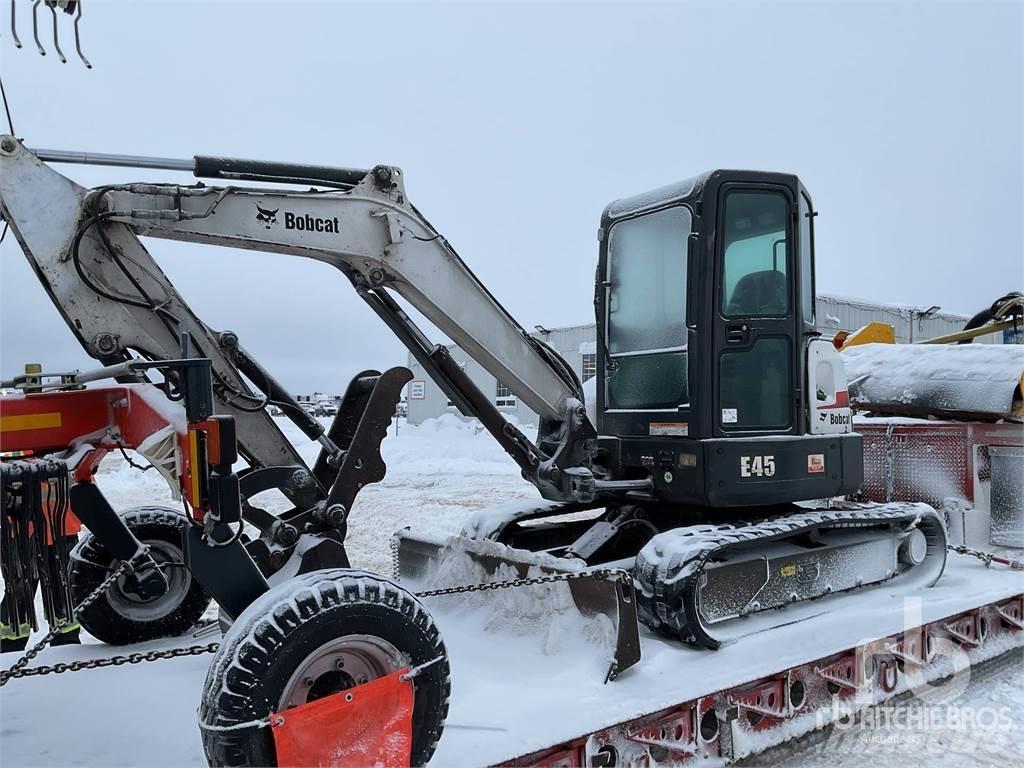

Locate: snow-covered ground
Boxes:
[1,415,1021,766]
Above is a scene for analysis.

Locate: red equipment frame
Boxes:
[0,384,217,517]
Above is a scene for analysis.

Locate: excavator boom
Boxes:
[0,138,597,502]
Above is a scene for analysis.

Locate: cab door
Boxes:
[712,185,799,437]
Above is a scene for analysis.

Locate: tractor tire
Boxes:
[200,569,450,768]
[69,505,211,645]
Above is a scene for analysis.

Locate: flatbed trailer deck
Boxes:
[431,553,1022,766]
[1,555,1020,766]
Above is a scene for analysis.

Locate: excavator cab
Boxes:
[595,170,863,508]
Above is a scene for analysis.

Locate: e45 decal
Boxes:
[740,455,776,478]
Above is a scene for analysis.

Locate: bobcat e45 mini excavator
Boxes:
[0,137,948,765]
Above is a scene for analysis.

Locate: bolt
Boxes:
[358,675,369,685]
[275,524,299,546]
[373,166,394,190]
[1,138,16,153]
[291,469,313,489]
[218,331,239,349]
[369,268,385,285]
[323,504,347,527]
[303,676,315,688]
[335,658,345,669]
[274,716,285,727]
[91,332,120,357]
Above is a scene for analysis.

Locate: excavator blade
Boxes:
[393,528,641,680]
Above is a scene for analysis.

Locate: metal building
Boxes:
[405,294,977,426]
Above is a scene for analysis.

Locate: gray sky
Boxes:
[2,1,1021,394]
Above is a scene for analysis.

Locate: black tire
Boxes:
[200,569,450,767]
[69,505,211,645]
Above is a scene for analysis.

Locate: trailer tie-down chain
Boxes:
[388,531,631,598]
[2,550,626,684]
[948,544,1024,570]
[1,555,220,685]
[7,545,1012,684]
[0,641,221,682]
[1,557,134,685]
[414,566,629,598]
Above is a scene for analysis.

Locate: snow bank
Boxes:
[380,414,537,477]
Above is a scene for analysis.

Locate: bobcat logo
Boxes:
[255,204,279,229]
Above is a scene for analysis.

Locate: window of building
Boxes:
[581,353,597,382]
[495,381,516,408]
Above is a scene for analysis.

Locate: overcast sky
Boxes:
[1,1,1021,394]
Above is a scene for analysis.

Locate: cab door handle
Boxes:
[726,323,750,344]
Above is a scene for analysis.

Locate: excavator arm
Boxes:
[0,137,599,502]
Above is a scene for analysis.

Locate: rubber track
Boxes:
[633,502,947,650]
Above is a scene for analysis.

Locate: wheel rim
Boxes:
[278,635,407,711]
[106,539,191,621]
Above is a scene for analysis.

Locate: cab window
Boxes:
[721,191,789,317]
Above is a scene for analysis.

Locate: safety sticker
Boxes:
[650,422,688,436]
[807,454,825,474]
[721,408,738,424]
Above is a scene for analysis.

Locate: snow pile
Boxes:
[380,414,537,477]
[415,535,614,657]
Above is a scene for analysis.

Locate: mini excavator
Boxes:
[0,140,954,764]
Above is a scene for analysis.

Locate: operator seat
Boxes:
[726,269,787,317]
